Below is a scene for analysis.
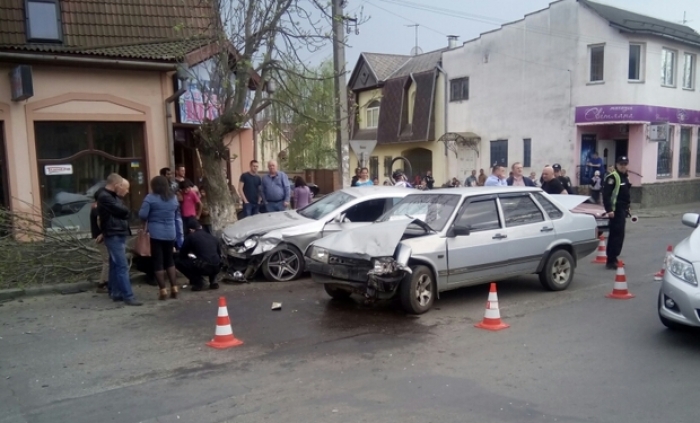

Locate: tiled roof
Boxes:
[389,49,445,79]
[0,0,215,60]
[580,0,700,47]
[362,53,410,81]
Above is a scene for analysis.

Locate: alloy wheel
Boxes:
[267,249,301,281]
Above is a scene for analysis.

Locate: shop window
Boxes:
[656,131,673,178]
[35,122,147,233]
[696,131,700,176]
[679,128,691,177]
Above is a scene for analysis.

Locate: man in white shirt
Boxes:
[484,165,507,186]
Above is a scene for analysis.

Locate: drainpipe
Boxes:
[0,52,178,71]
[436,64,449,184]
[165,86,186,170]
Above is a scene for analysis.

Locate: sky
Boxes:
[300,0,700,70]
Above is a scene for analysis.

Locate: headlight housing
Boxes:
[667,254,698,286]
[308,246,329,263]
[372,257,396,274]
[234,236,259,253]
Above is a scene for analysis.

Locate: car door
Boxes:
[497,192,555,274]
[446,195,508,286]
[321,198,399,237]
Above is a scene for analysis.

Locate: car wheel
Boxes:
[262,244,304,282]
[658,290,685,330]
[539,249,574,291]
[324,284,352,300]
[400,265,435,314]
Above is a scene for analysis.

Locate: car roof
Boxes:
[405,186,543,197]
[340,186,415,198]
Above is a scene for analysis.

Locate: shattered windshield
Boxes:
[377,193,461,231]
[297,190,357,220]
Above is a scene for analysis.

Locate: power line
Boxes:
[364,0,447,36]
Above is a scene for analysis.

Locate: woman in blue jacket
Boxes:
[139,176,180,300]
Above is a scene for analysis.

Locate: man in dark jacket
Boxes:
[97,174,142,306]
[552,164,574,194]
[175,219,222,291]
[602,156,632,269]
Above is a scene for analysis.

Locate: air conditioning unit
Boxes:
[619,124,629,134]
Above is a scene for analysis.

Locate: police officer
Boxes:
[175,219,222,290]
[602,156,631,269]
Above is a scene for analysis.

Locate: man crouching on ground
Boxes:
[175,219,222,291]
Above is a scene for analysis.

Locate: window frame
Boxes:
[25,0,63,43]
[449,77,470,102]
[365,100,380,129]
[679,127,692,177]
[369,155,379,180]
[453,197,502,233]
[523,138,532,168]
[661,48,677,87]
[588,44,605,83]
[532,192,564,221]
[656,127,673,178]
[628,43,644,82]
[683,52,696,90]
[498,193,545,228]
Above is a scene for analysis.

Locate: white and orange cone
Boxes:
[592,235,607,264]
[606,261,635,300]
[654,245,673,281]
[206,297,244,349]
[475,283,510,331]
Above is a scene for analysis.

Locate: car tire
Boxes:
[539,249,575,291]
[324,284,352,300]
[261,244,304,282]
[658,290,685,330]
[400,265,435,314]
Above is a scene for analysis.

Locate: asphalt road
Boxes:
[1,215,699,423]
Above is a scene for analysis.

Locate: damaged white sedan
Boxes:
[305,187,599,314]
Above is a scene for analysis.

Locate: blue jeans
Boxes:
[243,202,260,217]
[175,215,184,249]
[265,201,286,212]
[104,235,135,301]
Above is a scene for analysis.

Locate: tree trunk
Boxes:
[200,149,237,232]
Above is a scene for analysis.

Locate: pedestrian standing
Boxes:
[97,173,142,306]
[590,170,602,204]
[424,170,435,189]
[602,156,632,270]
[586,152,604,179]
[293,176,314,209]
[351,168,361,187]
[198,186,212,234]
[540,166,567,195]
[175,220,222,291]
[90,188,109,294]
[139,176,180,300]
[507,162,535,186]
[529,172,540,187]
[477,169,487,186]
[484,166,507,186]
[355,167,373,186]
[465,170,477,187]
[161,167,184,248]
[261,160,290,212]
[179,179,202,229]
[552,164,573,194]
[239,160,262,217]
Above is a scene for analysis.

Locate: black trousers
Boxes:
[606,209,627,265]
[175,256,220,287]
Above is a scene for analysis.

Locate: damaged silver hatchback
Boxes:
[305,187,599,314]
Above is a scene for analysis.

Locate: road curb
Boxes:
[0,281,95,302]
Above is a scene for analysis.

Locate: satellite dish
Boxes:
[410,46,423,56]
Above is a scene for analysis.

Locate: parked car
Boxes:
[551,194,609,234]
[305,187,599,314]
[658,212,700,330]
[221,186,413,282]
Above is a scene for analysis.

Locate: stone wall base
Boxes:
[576,179,700,208]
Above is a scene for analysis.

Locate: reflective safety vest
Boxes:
[609,170,621,211]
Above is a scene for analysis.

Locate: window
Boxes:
[369,156,379,179]
[683,53,695,89]
[499,195,544,227]
[679,127,692,177]
[25,0,62,42]
[408,90,417,124]
[297,190,356,220]
[454,199,500,232]
[628,44,642,80]
[533,193,563,220]
[656,129,673,177]
[490,140,508,167]
[696,130,700,176]
[661,48,677,86]
[450,77,469,101]
[383,156,392,177]
[589,45,605,82]
[523,138,532,168]
[365,100,380,128]
[35,122,146,232]
[379,194,461,231]
[344,199,390,222]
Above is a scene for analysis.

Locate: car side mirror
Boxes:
[449,225,470,237]
[681,213,700,229]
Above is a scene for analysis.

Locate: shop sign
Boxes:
[44,164,73,176]
[10,65,34,102]
[575,105,700,124]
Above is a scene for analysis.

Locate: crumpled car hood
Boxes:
[312,219,417,261]
[222,211,312,243]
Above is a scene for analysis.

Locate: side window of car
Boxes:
[385,197,403,213]
[532,192,564,220]
[344,199,388,222]
[499,195,545,227]
[454,199,501,232]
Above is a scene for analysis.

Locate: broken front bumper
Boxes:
[306,258,407,300]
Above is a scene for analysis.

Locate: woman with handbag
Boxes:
[139,176,180,300]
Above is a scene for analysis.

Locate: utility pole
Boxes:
[332,0,351,189]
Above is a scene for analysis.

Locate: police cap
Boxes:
[616,156,629,164]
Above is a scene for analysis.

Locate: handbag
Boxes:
[134,221,151,257]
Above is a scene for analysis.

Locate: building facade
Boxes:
[0,0,255,233]
[443,0,700,206]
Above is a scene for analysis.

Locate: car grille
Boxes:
[328,255,371,267]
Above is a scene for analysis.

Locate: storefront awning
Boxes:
[437,132,481,158]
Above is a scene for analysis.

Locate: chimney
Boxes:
[448,35,459,49]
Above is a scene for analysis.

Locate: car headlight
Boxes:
[667,254,698,286]
[309,246,329,263]
[234,236,259,253]
[372,257,396,274]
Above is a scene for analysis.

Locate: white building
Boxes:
[443,0,700,207]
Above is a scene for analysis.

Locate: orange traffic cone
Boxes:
[206,297,244,349]
[606,261,635,300]
[592,235,607,264]
[474,283,510,331]
[654,245,673,281]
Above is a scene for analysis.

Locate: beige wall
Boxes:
[225,128,254,188]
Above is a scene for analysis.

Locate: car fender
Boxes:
[536,241,576,273]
